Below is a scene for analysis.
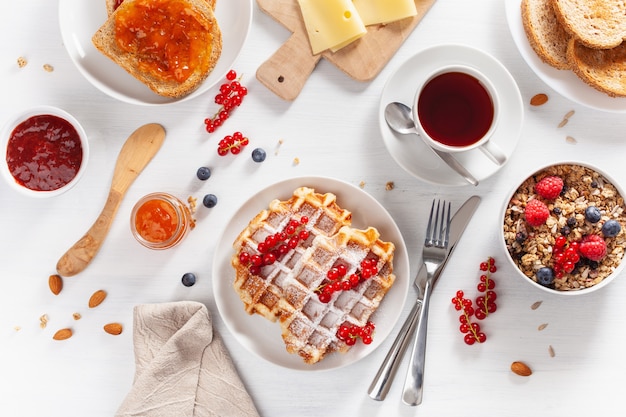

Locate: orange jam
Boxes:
[131,192,192,250]
[114,0,213,83]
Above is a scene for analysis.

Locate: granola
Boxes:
[503,164,626,291]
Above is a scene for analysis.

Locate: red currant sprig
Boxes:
[217,131,249,156]
[316,258,379,303]
[475,257,497,320]
[237,216,309,275]
[452,290,486,345]
[336,321,375,346]
[204,69,248,133]
[451,257,498,345]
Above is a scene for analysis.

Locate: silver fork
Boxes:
[402,199,451,406]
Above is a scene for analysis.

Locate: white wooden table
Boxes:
[1,1,625,416]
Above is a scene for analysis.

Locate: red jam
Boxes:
[6,114,83,192]
[114,0,214,83]
[113,0,124,10]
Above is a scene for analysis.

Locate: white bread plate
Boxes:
[59,0,252,106]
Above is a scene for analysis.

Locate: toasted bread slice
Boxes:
[521,0,571,70]
[93,0,222,98]
[553,0,626,49]
[106,0,217,15]
[567,38,626,97]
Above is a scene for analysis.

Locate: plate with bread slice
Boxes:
[507,0,626,112]
[59,0,252,105]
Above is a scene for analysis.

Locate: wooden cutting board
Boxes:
[256,0,437,100]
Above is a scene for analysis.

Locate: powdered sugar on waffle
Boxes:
[231,187,396,364]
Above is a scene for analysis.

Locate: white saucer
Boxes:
[379,44,524,187]
[505,0,626,113]
[212,176,409,371]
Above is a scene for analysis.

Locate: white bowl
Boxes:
[500,161,626,295]
[0,105,89,198]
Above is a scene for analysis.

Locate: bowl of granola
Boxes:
[501,162,626,295]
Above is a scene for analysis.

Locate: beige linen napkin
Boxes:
[115,301,260,417]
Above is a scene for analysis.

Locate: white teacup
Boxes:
[412,65,507,165]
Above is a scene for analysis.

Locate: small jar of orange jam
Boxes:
[131,192,192,250]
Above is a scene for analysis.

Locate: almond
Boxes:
[511,361,532,376]
[48,274,63,295]
[530,93,548,106]
[103,323,123,335]
[53,328,72,340]
[88,289,107,308]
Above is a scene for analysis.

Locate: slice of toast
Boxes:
[93,0,222,98]
[521,0,571,70]
[105,0,217,15]
[553,0,626,49]
[567,38,626,97]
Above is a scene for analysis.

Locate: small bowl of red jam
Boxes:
[1,106,89,197]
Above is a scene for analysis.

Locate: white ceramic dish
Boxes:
[0,105,89,198]
[379,44,524,186]
[58,0,252,105]
[500,161,626,295]
[505,0,626,112]
[212,177,410,371]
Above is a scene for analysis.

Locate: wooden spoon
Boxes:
[56,123,166,277]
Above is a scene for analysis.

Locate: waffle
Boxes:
[231,187,396,364]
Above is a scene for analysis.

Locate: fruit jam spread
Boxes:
[114,0,214,83]
[132,193,192,249]
[6,114,83,191]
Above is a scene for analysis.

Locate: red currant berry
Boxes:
[464,334,477,345]
[349,274,360,287]
[319,292,331,303]
[362,335,373,345]
[250,255,263,267]
[226,69,237,81]
[239,252,250,264]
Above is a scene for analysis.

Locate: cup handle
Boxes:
[479,140,507,165]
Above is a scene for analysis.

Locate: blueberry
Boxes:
[251,148,266,163]
[567,217,577,227]
[585,206,601,223]
[196,166,211,181]
[536,267,555,286]
[602,219,622,237]
[182,272,196,287]
[203,193,218,208]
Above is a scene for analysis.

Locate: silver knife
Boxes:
[367,195,481,401]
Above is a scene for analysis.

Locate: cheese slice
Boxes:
[297,0,366,54]
[353,0,418,26]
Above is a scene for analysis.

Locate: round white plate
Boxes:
[212,177,410,371]
[58,0,252,106]
[380,44,524,187]
[505,0,626,112]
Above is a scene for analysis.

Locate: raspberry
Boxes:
[525,199,550,227]
[535,176,564,200]
[578,235,607,261]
